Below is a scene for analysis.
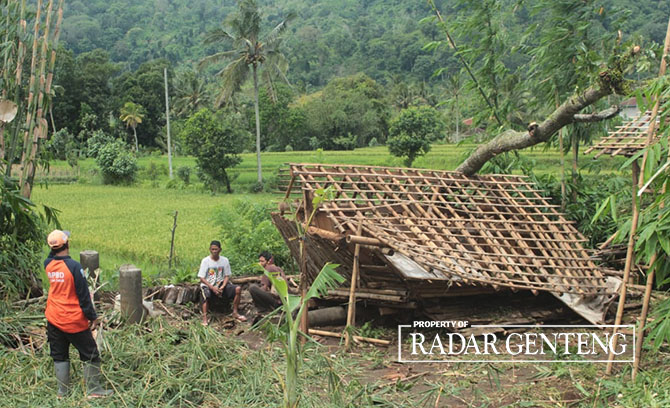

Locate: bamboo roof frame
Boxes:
[280,163,611,296]
[585,111,660,157]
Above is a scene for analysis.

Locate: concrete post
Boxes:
[79,250,99,280]
[119,264,143,324]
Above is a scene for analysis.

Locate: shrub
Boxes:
[143,162,168,187]
[85,130,116,158]
[368,137,379,147]
[95,140,138,185]
[215,199,291,275]
[0,178,51,299]
[249,181,264,193]
[284,144,293,152]
[176,166,191,185]
[47,128,75,160]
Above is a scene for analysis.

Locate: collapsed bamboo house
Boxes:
[272,163,620,325]
[585,111,659,158]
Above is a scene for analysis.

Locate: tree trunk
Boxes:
[223,170,231,193]
[571,132,579,202]
[456,85,617,176]
[132,125,138,152]
[252,64,262,184]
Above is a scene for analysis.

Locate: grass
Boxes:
[39,142,628,187]
[2,300,669,407]
[31,185,277,285]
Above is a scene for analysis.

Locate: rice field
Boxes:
[31,185,274,278]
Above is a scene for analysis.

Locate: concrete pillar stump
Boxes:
[119,264,143,324]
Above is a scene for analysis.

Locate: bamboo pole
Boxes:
[632,254,655,380]
[309,329,390,346]
[605,161,640,375]
[631,16,670,380]
[345,222,362,349]
[5,1,26,178]
[18,0,42,186]
[345,235,383,246]
[21,0,53,198]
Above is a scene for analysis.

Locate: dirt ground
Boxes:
[148,293,656,408]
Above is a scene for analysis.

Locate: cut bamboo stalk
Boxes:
[345,235,383,246]
[345,222,362,349]
[309,329,390,346]
[306,226,344,242]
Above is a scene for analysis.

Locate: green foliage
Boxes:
[260,263,344,408]
[142,161,168,187]
[0,178,55,299]
[255,84,309,151]
[606,77,670,349]
[548,173,627,247]
[303,73,390,150]
[176,166,191,186]
[95,140,139,185]
[46,128,77,161]
[388,106,443,166]
[85,130,116,158]
[215,198,290,275]
[180,108,246,193]
[113,60,170,149]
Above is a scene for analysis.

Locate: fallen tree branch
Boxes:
[573,105,620,122]
[456,46,640,176]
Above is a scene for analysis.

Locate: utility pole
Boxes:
[164,67,173,179]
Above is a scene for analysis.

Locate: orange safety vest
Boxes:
[45,257,92,333]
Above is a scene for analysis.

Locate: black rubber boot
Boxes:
[83,361,113,399]
[54,361,70,398]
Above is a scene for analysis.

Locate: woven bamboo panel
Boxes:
[585,111,659,157]
[279,163,611,295]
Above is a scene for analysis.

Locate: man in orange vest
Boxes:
[45,229,113,399]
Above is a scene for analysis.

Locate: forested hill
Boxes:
[59,0,669,90]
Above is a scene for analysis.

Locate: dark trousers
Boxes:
[47,321,100,363]
[249,284,281,312]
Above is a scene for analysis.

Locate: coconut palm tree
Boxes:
[119,101,144,152]
[173,69,210,118]
[199,0,294,184]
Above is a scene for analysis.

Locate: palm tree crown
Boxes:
[199,0,294,183]
[119,101,145,152]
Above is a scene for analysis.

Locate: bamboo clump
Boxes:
[0,0,64,198]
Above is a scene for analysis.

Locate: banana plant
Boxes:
[263,263,344,408]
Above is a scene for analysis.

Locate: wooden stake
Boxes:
[345,222,362,349]
[168,211,178,270]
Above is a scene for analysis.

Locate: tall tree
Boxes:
[199,0,294,184]
[119,101,144,152]
[173,69,210,118]
[180,108,245,193]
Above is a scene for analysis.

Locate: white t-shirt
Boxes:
[197,256,232,287]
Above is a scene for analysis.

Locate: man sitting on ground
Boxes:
[249,251,289,313]
[197,240,246,325]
